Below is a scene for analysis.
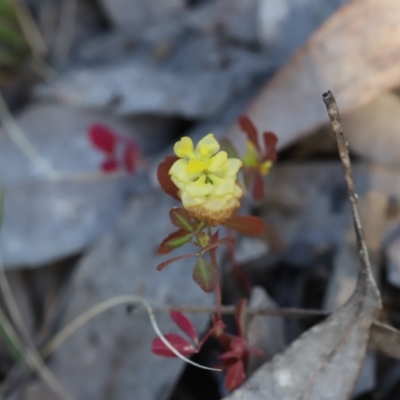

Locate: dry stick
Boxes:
[0,93,60,181]
[144,305,329,318]
[53,0,77,64]
[0,256,73,400]
[0,92,124,183]
[40,295,221,372]
[8,0,48,57]
[322,91,379,291]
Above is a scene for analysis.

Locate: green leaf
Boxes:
[0,22,25,48]
[192,258,219,293]
[157,229,192,254]
[0,1,17,20]
[223,215,267,236]
[170,208,193,232]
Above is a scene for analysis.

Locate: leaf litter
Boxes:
[223,92,382,400]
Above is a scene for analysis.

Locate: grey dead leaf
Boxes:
[99,0,185,29]
[342,93,400,169]
[36,33,270,119]
[224,0,400,152]
[15,191,213,400]
[0,103,165,268]
[224,267,380,400]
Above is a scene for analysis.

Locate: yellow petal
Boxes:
[260,160,273,176]
[218,158,242,177]
[195,133,220,160]
[181,191,205,207]
[212,176,235,196]
[187,159,208,174]
[233,184,243,198]
[169,159,196,182]
[208,151,227,173]
[174,137,195,159]
[170,176,185,191]
[184,175,213,198]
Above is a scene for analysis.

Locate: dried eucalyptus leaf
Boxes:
[225,275,380,400]
[370,321,400,361]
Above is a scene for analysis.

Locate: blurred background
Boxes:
[1,0,400,399]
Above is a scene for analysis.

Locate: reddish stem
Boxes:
[208,226,222,320]
[211,246,222,319]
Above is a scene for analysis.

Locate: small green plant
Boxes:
[153,116,278,391]
[0,0,29,84]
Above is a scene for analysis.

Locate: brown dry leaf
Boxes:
[225,0,400,151]
[370,321,400,361]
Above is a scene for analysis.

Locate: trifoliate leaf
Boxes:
[157,229,192,255]
[192,258,219,293]
[223,215,267,236]
[169,208,193,232]
[238,116,260,152]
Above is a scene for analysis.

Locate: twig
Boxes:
[0,91,125,183]
[145,305,329,318]
[40,295,221,372]
[53,0,77,64]
[0,256,72,400]
[322,91,378,289]
[0,92,60,181]
[8,0,47,57]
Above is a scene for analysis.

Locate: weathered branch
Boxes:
[322,91,377,287]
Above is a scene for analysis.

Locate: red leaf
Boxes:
[231,337,246,353]
[157,156,180,200]
[101,158,119,172]
[223,215,267,236]
[252,173,264,201]
[88,124,117,153]
[245,343,265,357]
[157,229,192,255]
[238,116,260,152]
[263,131,278,162]
[170,311,198,342]
[169,208,193,232]
[123,144,140,174]
[225,360,246,391]
[219,349,242,360]
[156,253,198,271]
[151,334,196,357]
[192,258,219,293]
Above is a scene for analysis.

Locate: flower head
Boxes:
[169,134,243,226]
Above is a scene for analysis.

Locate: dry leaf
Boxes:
[370,321,400,361]
[225,0,400,151]
[224,272,380,399]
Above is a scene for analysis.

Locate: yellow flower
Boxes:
[242,141,273,176]
[169,134,243,226]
